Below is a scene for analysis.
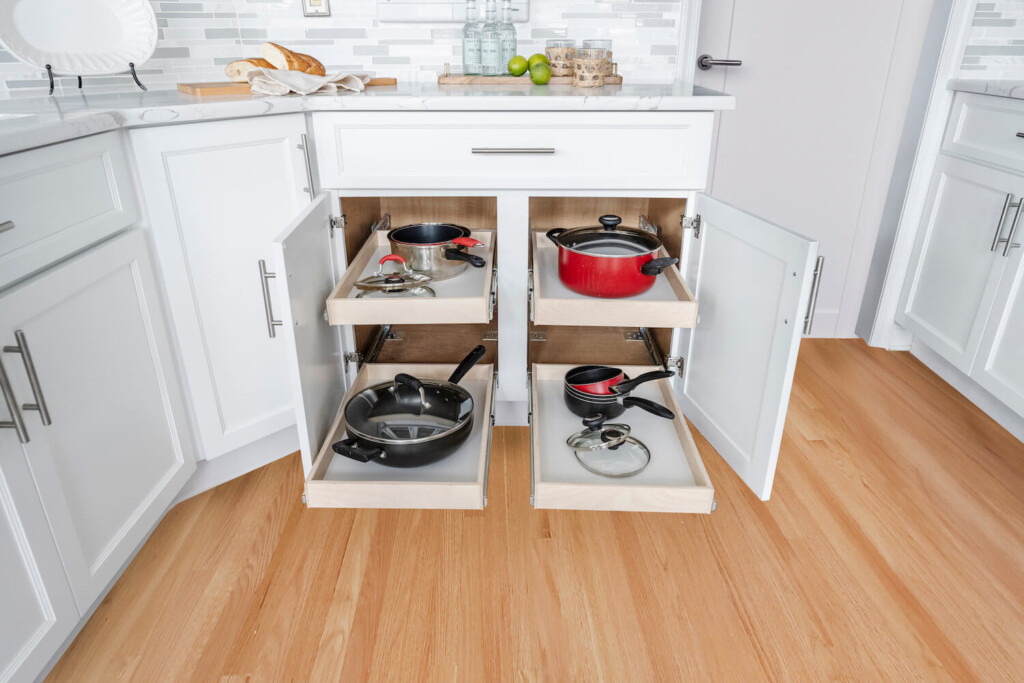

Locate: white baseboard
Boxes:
[911,340,1024,443]
[174,426,299,504]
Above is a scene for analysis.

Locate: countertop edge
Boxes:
[948,78,1024,101]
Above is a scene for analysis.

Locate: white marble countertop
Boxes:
[0,82,734,157]
[948,79,1024,101]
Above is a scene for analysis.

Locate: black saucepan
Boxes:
[332,345,486,467]
[563,383,675,420]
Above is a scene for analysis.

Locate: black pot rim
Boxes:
[344,378,474,445]
[387,223,471,247]
[553,224,662,259]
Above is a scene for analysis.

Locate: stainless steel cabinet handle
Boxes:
[0,220,14,234]
[1004,199,1024,257]
[698,54,743,70]
[258,260,283,338]
[0,353,29,443]
[471,147,555,154]
[4,330,51,426]
[299,133,315,200]
[1017,132,1024,139]
[803,256,824,335]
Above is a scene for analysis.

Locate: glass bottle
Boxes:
[498,0,517,73]
[480,0,501,76]
[461,0,482,76]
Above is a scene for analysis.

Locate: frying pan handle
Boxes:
[445,248,487,268]
[394,373,424,391]
[622,396,675,420]
[599,215,622,231]
[448,345,487,384]
[583,414,607,431]
[611,370,674,394]
[452,237,483,248]
[640,257,679,276]
[332,438,382,463]
[545,228,567,246]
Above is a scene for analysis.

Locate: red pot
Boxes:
[546,215,678,298]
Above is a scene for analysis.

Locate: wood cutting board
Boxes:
[178,77,398,96]
[437,74,622,85]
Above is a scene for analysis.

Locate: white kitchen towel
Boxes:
[247,68,370,95]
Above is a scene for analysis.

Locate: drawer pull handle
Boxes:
[1017,132,1024,139]
[471,147,555,154]
[259,260,283,338]
[0,352,29,444]
[0,220,13,234]
[4,330,51,427]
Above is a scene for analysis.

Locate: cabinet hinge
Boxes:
[664,356,684,375]
[344,351,363,364]
[329,214,346,237]
[301,493,307,504]
[681,213,702,239]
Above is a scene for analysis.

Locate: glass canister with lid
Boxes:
[545,39,576,77]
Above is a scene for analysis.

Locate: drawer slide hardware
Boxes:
[624,331,644,341]
[4,330,52,426]
[803,256,825,335]
[0,220,14,234]
[488,269,498,320]
[0,353,29,444]
[528,269,535,322]
[529,332,547,342]
[482,331,498,341]
[258,260,283,338]
[329,214,345,238]
[681,214,702,239]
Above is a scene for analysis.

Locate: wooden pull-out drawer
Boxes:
[327,230,496,325]
[530,232,698,328]
[944,92,1024,174]
[530,364,714,513]
[304,363,495,509]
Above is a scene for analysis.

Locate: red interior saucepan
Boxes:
[565,365,675,396]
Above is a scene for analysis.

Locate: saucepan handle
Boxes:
[445,249,487,267]
[451,237,483,248]
[622,396,675,420]
[332,438,382,463]
[611,370,674,394]
[448,345,487,384]
[640,257,678,276]
[545,228,567,246]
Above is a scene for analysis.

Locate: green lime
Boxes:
[529,62,552,85]
[508,55,529,77]
[528,53,549,69]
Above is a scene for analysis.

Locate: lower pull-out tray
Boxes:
[530,364,714,513]
[304,363,496,509]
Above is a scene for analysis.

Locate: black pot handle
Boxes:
[598,215,622,231]
[394,373,424,391]
[448,345,487,384]
[332,438,383,463]
[545,228,567,246]
[444,248,487,268]
[611,369,675,394]
[583,414,607,431]
[622,396,675,420]
[640,257,679,276]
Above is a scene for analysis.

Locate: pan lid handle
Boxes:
[598,215,622,231]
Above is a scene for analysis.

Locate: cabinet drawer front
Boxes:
[313,112,713,190]
[305,363,495,509]
[0,132,137,288]
[944,93,1024,173]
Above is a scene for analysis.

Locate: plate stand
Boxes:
[46,63,147,95]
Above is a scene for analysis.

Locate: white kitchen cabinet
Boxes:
[896,156,1024,374]
[0,432,78,683]
[0,230,197,613]
[130,115,311,460]
[972,238,1024,416]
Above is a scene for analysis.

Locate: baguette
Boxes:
[296,52,326,77]
[224,57,275,82]
[260,42,306,71]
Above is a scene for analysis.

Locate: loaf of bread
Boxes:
[295,53,326,77]
[260,42,307,71]
[224,58,275,82]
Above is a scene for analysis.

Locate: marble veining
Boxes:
[948,79,1024,101]
[0,83,734,157]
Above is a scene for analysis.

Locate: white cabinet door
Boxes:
[675,194,818,501]
[0,230,197,613]
[271,194,347,474]
[131,115,310,459]
[0,433,78,683]
[973,237,1024,416]
[896,156,1022,374]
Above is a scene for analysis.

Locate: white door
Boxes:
[272,194,348,474]
[675,194,818,501]
[0,432,78,683]
[131,115,310,459]
[0,230,197,612]
[972,228,1024,416]
[895,156,1020,374]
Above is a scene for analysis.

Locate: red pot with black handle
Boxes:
[545,215,678,298]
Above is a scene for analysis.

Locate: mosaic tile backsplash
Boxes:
[0,0,687,96]
[961,0,1024,78]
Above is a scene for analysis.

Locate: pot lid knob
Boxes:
[598,215,622,231]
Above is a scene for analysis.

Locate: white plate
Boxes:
[0,0,157,75]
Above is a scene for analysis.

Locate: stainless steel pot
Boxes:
[387,222,487,281]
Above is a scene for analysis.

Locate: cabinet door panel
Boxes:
[131,116,309,459]
[896,156,1020,373]
[0,230,196,613]
[973,246,1024,416]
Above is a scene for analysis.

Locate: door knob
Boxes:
[698,54,743,70]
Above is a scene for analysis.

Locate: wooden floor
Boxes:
[48,340,1024,681]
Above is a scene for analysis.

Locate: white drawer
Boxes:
[943,92,1024,174]
[312,111,714,190]
[0,132,138,288]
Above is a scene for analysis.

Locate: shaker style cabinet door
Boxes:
[0,230,197,614]
[972,241,1024,416]
[896,156,1023,374]
[131,115,311,459]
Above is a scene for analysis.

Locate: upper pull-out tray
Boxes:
[530,364,714,513]
[327,231,496,325]
[305,363,495,510]
[530,232,697,328]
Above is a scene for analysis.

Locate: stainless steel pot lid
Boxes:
[354,255,432,292]
[356,286,435,299]
[558,215,662,256]
[573,436,651,478]
[566,415,631,450]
